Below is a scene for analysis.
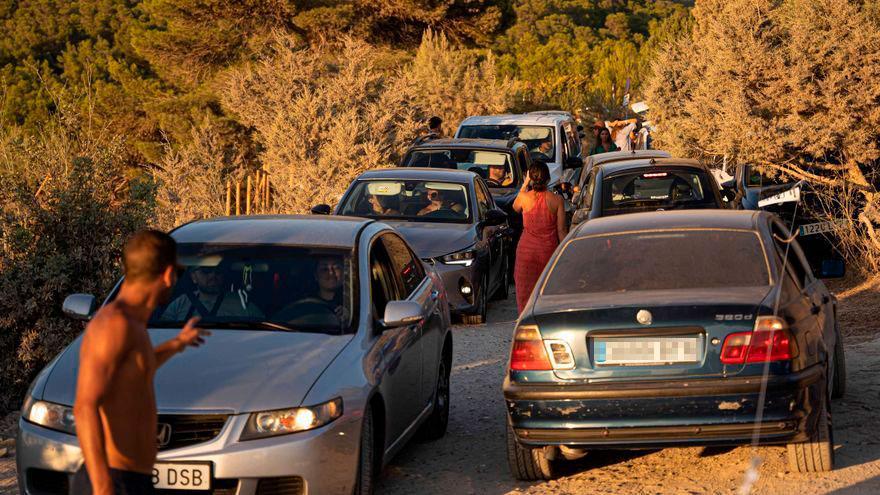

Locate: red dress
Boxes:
[514,191,559,313]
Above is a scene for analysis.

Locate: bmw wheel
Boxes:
[788,378,834,472]
[506,421,555,480]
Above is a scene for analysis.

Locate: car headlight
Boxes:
[240,398,343,440]
[440,248,475,267]
[22,398,76,435]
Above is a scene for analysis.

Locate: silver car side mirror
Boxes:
[63,293,97,321]
[382,301,424,329]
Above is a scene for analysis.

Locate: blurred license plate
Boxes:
[594,336,700,366]
[152,463,211,490]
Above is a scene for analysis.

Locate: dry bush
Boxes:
[0,109,154,412]
[220,31,516,213]
[645,0,880,270]
[153,118,243,229]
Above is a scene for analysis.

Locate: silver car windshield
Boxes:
[458,125,555,161]
[146,244,355,334]
[339,180,472,223]
[542,230,771,295]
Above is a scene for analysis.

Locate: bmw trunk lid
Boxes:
[532,287,773,381]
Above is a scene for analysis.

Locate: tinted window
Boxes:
[542,230,770,295]
[381,234,425,296]
[458,125,556,161]
[474,181,491,219]
[339,180,471,223]
[148,244,355,334]
[370,238,401,318]
[404,149,515,188]
[602,169,717,214]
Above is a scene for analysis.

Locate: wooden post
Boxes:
[265,175,270,210]
[255,171,262,211]
[235,180,241,215]
[225,180,232,216]
[246,176,252,215]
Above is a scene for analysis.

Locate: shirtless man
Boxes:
[72,230,209,494]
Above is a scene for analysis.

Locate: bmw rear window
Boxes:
[541,230,770,295]
[602,169,717,214]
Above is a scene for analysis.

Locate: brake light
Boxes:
[510,325,552,371]
[642,172,668,178]
[720,317,794,365]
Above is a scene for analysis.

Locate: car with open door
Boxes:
[571,157,726,226]
[323,168,511,324]
[503,210,845,480]
[17,216,453,494]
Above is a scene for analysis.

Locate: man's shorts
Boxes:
[70,466,155,495]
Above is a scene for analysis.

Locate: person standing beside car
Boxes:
[513,162,568,313]
[589,127,620,155]
[72,230,210,495]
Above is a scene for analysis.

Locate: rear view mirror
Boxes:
[311,204,332,215]
[63,294,97,321]
[482,209,508,227]
[817,259,845,279]
[382,301,425,328]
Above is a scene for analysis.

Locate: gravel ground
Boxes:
[3,282,879,494]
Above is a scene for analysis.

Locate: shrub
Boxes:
[0,112,155,413]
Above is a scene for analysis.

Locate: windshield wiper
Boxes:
[198,321,301,332]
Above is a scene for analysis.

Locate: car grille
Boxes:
[157,413,229,451]
[256,476,305,495]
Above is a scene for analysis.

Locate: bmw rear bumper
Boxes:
[504,365,824,448]
[16,410,362,494]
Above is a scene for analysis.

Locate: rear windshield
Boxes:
[457,125,556,161]
[602,169,717,214]
[404,149,516,188]
[542,230,769,295]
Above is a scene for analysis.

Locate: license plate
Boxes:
[152,462,211,490]
[799,219,846,236]
[594,336,701,366]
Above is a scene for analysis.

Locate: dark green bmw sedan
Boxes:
[503,210,846,480]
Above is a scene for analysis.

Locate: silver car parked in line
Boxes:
[16,215,453,494]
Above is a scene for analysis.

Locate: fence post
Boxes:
[255,171,262,211]
[225,180,231,216]
[235,180,241,216]
[246,176,252,215]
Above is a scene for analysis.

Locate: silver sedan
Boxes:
[16,215,453,494]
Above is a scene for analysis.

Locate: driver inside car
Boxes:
[417,188,465,216]
[487,164,513,187]
[275,256,348,326]
[162,266,264,320]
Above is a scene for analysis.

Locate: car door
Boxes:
[572,167,598,225]
[381,233,444,410]
[368,233,423,442]
[770,221,825,366]
[474,179,503,290]
[787,230,836,361]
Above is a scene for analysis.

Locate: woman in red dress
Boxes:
[513,162,568,313]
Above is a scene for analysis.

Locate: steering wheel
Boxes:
[278,298,341,329]
[424,207,459,219]
[486,178,502,187]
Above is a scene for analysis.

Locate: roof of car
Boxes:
[407,138,517,151]
[170,215,372,247]
[599,157,707,175]
[572,210,764,238]
[357,167,477,183]
[585,150,672,166]
[458,114,571,126]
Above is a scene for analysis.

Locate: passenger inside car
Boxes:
[162,265,264,320]
[487,164,513,187]
[367,193,400,216]
[274,256,347,329]
[417,187,465,216]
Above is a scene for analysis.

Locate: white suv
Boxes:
[455,112,583,185]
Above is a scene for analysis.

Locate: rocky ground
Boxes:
[2,278,879,494]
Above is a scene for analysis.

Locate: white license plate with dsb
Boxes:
[152,462,211,490]
[594,336,701,366]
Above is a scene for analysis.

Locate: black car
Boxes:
[503,210,845,480]
[327,168,510,324]
[571,158,726,225]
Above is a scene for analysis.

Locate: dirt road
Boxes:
[3,283,879,494]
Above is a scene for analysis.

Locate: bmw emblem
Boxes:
[636,309,653,325]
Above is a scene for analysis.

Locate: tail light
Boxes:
[510,325,552,370]
[720,316,795,365]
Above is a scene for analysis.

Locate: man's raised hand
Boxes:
[176,317,210,351]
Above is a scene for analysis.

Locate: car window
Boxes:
[582,169,598,210]
[339,180,471,223]
[474,181,491,219]
[771,221,810,290]
[602,169,716,214]
[403,149,514,188]
[516,147,530,174]
[145,244,355,334]
[563,121,580,157]
[542,230,770,295]
[381,233,426,297]
[458,125,556,162]
[370,237,403,318]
